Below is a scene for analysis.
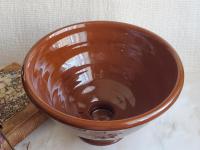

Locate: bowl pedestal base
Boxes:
[80,137,122,146]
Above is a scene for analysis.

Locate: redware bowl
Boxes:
[22,21,184,146]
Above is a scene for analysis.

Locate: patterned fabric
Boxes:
[0,69,29,123]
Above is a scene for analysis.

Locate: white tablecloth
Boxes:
[0,1,199,149]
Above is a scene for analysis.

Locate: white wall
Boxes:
[0,0,199,73]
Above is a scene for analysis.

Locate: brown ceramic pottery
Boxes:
[22,21,184,146]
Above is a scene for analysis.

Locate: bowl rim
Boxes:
[22,21,184,131]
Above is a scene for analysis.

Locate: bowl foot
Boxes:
[80,137,122,146]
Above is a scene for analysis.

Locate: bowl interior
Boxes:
[25,22,178,121]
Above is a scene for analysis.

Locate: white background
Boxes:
[0,0,199,150]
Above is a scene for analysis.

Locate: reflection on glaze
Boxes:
[59,52,137,120]
[49,23,85,38]
[53,31,87,48]
[28,22,178,120]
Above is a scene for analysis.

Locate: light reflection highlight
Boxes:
[53,31,87,48]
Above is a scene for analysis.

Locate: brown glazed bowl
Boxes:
[22,21,184,146]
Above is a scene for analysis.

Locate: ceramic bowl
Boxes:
[22,21,184,146]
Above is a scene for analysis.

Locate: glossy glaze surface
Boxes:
[23,22,178,120]
[22,21,184,133]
